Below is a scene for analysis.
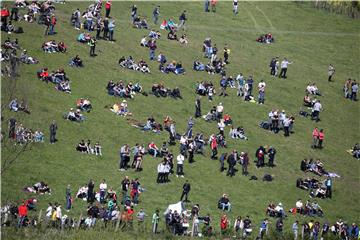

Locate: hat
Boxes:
[122,100,127,103]
[282,110,285,113]
[278,203,282,206]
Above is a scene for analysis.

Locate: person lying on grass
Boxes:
[9,98,30,114]
[20,49,39,64]
[119,56,151,74]
[300,158,328,176]
[296,177,320,190]
[42,40,66,53]
[24,181,51,195]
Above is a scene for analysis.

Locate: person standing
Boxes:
[17,201,28,228]
[226,150,237,177]
[318,129,324,149]
[49,14,57,35]
[152,6,160,24]
[103,17,109,39]
[148,40,157,61]
[9,117,16,139]
[204,0,210,12]
[311,127,319,149]
[178,10,187,30]
[137,208,147,232]
[242,152,249,175]
[105,0,112,18]
[50,120,57,144]
[99,179,107,204]
[283,117,291,137]
[328,64,335,82]
[223,44,230,64]
[87,179,95,203]
[267,146,276,167]
[152,209,160,234]
[210,136,218,159]
[195,97,201,118]
[292,220,299,240]
[131,5,137,23]
[311,100,322,122]
[108,19,115,42]
[89,37,96,57]
[180,180,191,202]
[65,185,72,212]
[210,0,217,12]
[176,153,185,177]
[351,80,358,101]
[233,0,239,15]
[279,58,293,79]
[258,80,266,104]
[121,176,130,204]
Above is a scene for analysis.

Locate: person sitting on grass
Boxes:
[56,79,71,93]
[256,33,274,44]
[306,83,322,96]
[110,100,132,116]
[42,40,58,53]
[37,68,50,82]
[229,126,248,140]
[149,29,161,39]
[66,108,85,122]
[138,58,151,73]
[77,32,91,43]
[175,61,186,75]
[140,35,148,47]
[69,55,83,67]
[33,130,44,142]
[76,98,92,112]
[303,94,314,107]
[76,139,88,153]
[167,30,178,41]
[179,34,188,46]
[218,194,231,212]
[193,60,205,71]
[148,142,159,157]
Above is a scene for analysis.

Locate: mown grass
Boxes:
[1,1,360,239]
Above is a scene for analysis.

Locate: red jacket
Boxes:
[18,204,28,217]
[1,9,10,17]
[105,1,111,9]
[220,216,228,229]
[312,129,319,138]
[211,138,217,149]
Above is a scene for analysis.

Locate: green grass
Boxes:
[1,1,360,239]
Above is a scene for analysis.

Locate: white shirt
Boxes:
[258,82,266,91]
[218,121,225,130]
[46,206,52,217]
[141,37,147,45]
[177,154,184,164]
[313,102,322,111]
[281,60,290,69]
[180,136,187,145]
[216,105,224,113]
[157,163,164,173]
[56,206,62,219]
[296,201,303,208]
[99,183,107,191]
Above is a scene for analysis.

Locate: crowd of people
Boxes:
[1,1,358,239]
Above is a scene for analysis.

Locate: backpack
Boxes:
[299,110,309,117]
[259,121,269,130]
[263,174,273,181]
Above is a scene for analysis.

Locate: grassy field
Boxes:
[1,1,360,239]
